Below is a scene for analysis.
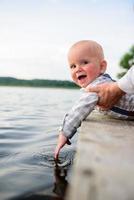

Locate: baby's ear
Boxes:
[100,60,107,73]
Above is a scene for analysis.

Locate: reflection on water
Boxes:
[53,165,68,197]
[12,165,69,200]
[0,87,80,200]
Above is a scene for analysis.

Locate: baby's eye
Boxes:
[83,61,88,64]
[70,64,76,69]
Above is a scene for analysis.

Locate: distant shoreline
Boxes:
[0,77,79,89]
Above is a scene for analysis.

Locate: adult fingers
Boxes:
[85,86,100,93]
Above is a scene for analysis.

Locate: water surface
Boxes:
[0,86,80,200]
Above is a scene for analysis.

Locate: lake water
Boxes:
[0,86,80,200]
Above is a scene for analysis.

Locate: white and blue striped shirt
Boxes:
[60,74,134,139]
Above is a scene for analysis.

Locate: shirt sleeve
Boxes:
[60,92,98,139]
[117,66,134,94]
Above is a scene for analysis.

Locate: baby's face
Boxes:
[68,43,104,88]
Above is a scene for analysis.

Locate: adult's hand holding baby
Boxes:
[85,82,125,110]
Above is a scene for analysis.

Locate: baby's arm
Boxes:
[54,132,71,160]
[55,92,98,160]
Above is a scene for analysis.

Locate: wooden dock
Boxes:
[66,111,134,200]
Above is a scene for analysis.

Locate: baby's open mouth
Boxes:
[78,75,87,80]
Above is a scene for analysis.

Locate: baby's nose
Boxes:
[76,65,83,72]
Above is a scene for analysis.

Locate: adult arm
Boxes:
[118,66,134,94]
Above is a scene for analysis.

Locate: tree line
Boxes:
[0,77,79,89]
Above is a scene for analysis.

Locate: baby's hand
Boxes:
[54,132,68,160]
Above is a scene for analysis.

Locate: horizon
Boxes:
[0,76,74,81]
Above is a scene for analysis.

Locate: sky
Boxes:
[0,0,134,81]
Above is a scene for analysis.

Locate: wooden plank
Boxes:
[66,112,134,200]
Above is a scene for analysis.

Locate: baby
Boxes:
[54,40,134,159]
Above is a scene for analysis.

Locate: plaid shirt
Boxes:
[60,74,134,139]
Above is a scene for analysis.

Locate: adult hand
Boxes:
[85,82,125,109]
